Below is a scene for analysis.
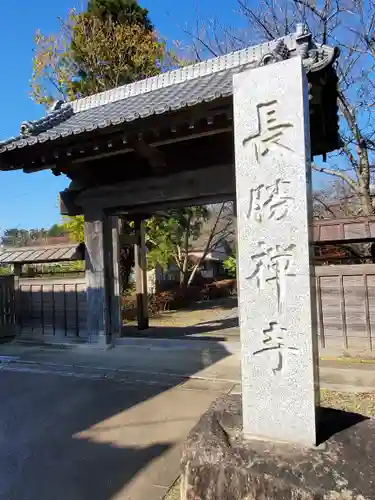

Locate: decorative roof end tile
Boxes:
[49,100,66,112]
[20,104,74,137]
[20,121,34,137]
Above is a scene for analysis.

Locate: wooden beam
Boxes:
[69,126,232,166]
[84,210,107,344]
[13,264,22,338]
[313,215,375,225]
[108,216,122,344]
[112,193,236,215]
[314,237,375,245]
[60,190,83,216]
[315,263,375,276]
[132,136,167,171]
[148,126,232,148]
[76,164,236,212]
[84,210,120,345]
[134,218,149,330]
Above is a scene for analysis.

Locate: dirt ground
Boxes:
[123,297,240,341]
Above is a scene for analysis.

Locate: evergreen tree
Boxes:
[87,0,153,30]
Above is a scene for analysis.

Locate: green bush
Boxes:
[0,266,12,276]
[223,256,236,278]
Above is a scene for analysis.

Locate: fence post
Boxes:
[14,264,22,338]
[363,274,372,350]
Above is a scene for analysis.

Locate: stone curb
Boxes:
[115,337,241,353]
[2,357,375,393]
[15,337,242,353]
[0,359,239,388]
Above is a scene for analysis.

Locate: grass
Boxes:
[164,477,181,500]
[164,390,375,500]
[321,389,375,417]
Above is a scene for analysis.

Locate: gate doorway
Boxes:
[0,29,340,347]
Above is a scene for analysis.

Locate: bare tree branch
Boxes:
[312,163,359,191]
[313,195,337,218]
[181,0,375,215]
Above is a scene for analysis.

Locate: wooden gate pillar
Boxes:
[134,218,149,330]
[84,210,121,345]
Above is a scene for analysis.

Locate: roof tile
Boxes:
[0,31,337,157]
[0,245,82,264]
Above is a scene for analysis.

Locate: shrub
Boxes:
[223,256,236,278]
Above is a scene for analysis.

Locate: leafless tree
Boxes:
[187,202,235,285]
[184,0,375,215]
[313,180,360,219]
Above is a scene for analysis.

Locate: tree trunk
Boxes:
[180,219,191,289]
[359,190,374,216]
[186,203,227,287]
[358,153,374,215]
[180,254,189,288]
[120,246,134,292]
[187,263,200,287]
[119,216,135,293]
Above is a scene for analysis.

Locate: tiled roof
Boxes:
[0,245,83,264]
[0,29,337,155]
[0,69,235,153]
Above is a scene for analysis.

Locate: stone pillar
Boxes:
[84,210,121,345]
[134,218,149,330]
[233,57,319,446]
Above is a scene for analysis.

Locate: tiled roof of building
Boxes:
[0,70,234,153]
[0,29,337,156]
[0,244,84,264]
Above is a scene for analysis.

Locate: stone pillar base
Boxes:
[181,395,375,500]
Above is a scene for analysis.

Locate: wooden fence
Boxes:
[315,264,375,350]
[17,276,87,340]
[3,264,375,350]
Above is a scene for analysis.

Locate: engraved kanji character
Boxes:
[253,321,298,374]
[246,242,295,312]
[247,179,293,222]
[243,100,293,163]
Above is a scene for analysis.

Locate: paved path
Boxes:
[1,340,375,500]
[0,363,233,500]
[1,341,375,391]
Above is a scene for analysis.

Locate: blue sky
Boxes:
[0,0,244,231]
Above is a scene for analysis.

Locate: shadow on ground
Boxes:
[122,296,239,341]
[317,407,369,445]
[122,316,240,341]
[0,340,231,500]
[180,296,238,312]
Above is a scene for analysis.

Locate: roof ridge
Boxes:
[0,105,74,147]
[20,105,74,137]
[70,33,300,114]
[0,26,338,157]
